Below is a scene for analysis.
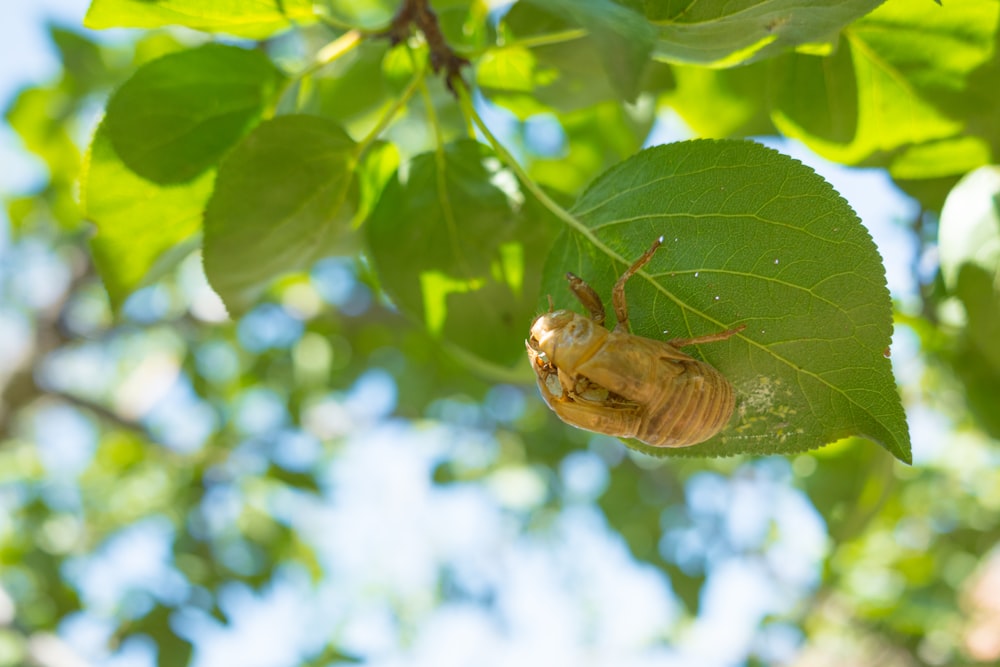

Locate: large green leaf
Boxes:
[640,0,881,65]
[203,115,359,315]
[82,123,214,312]
[540,140,909,461]
[366,140,560,369]
[84,0,315,38]
[104,44,285,184]
[772,0,999,167]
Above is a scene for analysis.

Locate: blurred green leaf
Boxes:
[48,24,108,93]
[321,0,397,30]
[105,44,285,184]
[939,166,1000,292]
[356,140,400,222]
[84,0,315,38]
[641,0,882,65]
[889,136,992,181]
[939,166,1000,436]
[770,43,858,146]
[523,0,655,101]
[662,61,774,139]
[530,101,655,194]
[203,115,359,315]
[4,85,82,229]
[542,140,910,460]
[5,85,80,183]
[367,140,560,369]
[125,605,193,667]
[500,3,641,110]
[772,0,1000,166]
[304,42,391,128]
[953,339,1000,439]
[82,122,214,312]
[476,46,541,95]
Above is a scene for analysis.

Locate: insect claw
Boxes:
[547,294,554,312]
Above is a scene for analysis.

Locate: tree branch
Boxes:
[382,0,468,91]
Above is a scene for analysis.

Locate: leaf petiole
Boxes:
[453,82,623,264]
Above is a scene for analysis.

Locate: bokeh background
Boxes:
[3,2,1000,667]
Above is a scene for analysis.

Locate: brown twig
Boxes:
[380,0,468,92]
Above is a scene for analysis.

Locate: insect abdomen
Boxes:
[637,360,735,447]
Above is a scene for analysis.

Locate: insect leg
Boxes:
[612,236,663,333]
[566,272,605,325]
[668,324,747,348]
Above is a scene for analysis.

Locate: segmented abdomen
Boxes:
[637,359,735,447]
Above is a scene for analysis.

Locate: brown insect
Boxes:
[526,237,746,448]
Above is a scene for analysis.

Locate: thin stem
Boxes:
[512,28,588,49]
[452,83,620,261]
[271,30,363,115]
[421,78,446,151]
[312,29,364,71]
[355,50,427,157]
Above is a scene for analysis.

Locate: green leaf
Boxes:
[322,0,396,30]
[482,38,617,115]
[203,115,359,315]
[48,24,108,94]
[105,44,285,184]
[4,85,82,229]
[772,0,999,165]
[125,605,193,667]
[889,136,992,181]
[541,140,909,461]
[770,44,859,146]
[519,0,655,101]
[355,140,400,222]
[5,86,80,181]
[476,45,542,95]
[641,0,882,65]
[366,140,560,369]
[82,123,214,312]
[84,0,315,38]
[496,3,644,113]
[302,42,391,129]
